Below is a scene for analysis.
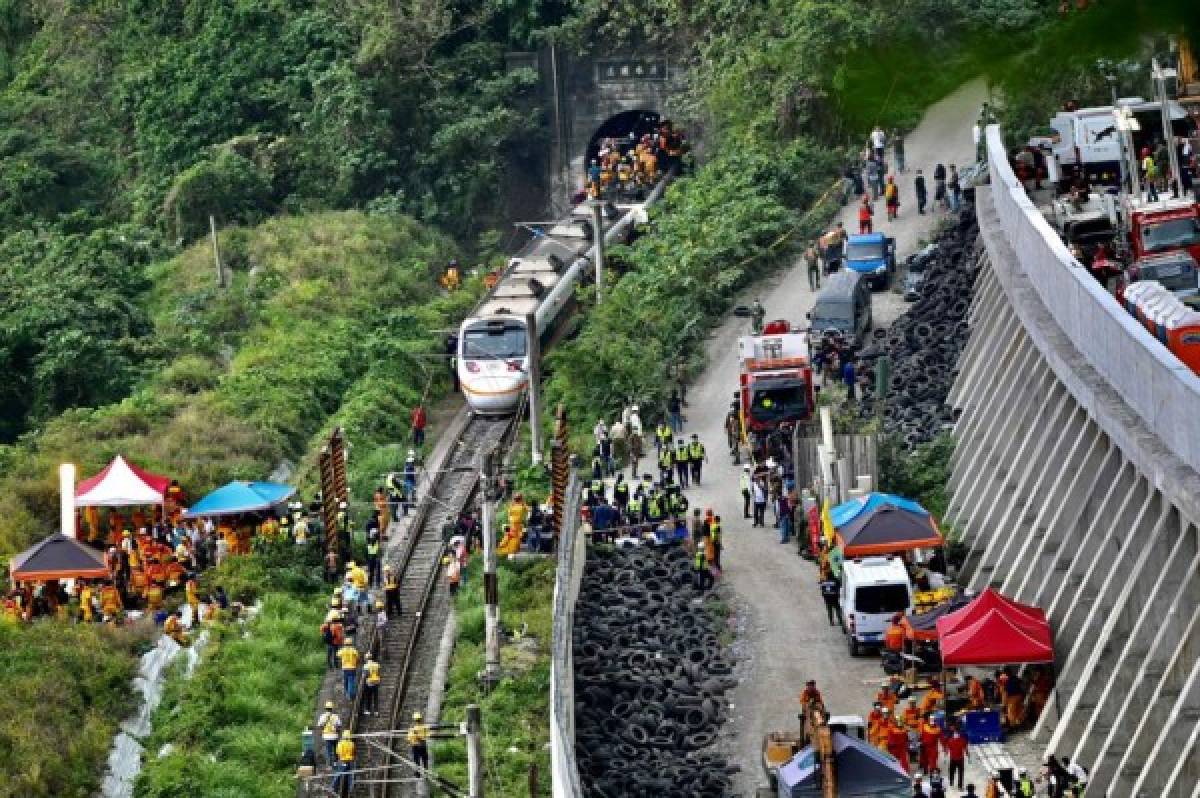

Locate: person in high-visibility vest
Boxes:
[657,446,674,485]
[317,700,341,765]
[332,730,356,793]
[687,434,707,484]
[338,638,360,698]
[407,711,430,773]
[383,565,401,618]
[362,653,381,715]
[692,547,710,591]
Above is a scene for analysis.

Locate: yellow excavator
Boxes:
[761,701,864,797]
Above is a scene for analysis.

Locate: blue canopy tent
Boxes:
[776,732,911,798]
[831,493,930,528]
[182,481,295,518]
[831,493,941,557]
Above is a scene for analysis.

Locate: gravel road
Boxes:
[677,79,988,796]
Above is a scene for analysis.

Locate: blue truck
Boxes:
[843,232,896,289]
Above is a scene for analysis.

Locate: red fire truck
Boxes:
[738,320,815,440]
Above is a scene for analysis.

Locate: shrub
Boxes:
[0,620,147,798]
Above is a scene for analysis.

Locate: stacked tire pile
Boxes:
[573,546,737,797]
[856,201,982,447]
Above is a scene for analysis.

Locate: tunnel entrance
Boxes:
[585,110,661,166]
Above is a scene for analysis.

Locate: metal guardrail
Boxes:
[549,469,585,798]
[984,125,1200,475]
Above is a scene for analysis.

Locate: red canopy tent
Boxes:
[937,608,1055,666]
[936,587,1049,642]
[9,533,109,582]
[75,455,170,506]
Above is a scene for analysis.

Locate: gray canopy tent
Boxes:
[776,731,911,798]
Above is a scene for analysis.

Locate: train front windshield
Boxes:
[463,323,527,359]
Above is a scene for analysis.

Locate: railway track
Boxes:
[344,412,518,798]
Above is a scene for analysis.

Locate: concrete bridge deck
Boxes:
[947,126,1200,796]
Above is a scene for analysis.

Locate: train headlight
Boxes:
[465,361,481,373]
[506,360,522,373]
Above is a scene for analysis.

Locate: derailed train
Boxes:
[457,181,671,414]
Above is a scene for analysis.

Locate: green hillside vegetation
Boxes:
[434,556,556,797]
[136,544,328,798]
[0,211,477,560]
[0,621,151,798]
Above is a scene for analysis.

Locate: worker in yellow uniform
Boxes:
[317,700,341,765]
[507,493,528,541]
[408,711,430,774]
[79,583,95,623]
[332,730,356,793]
[362,653,382,716]
[99,581,123,620]
[163,610,187,645]
[185,577,200,622]
[338,637,360,699]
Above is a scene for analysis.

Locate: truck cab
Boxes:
[843,233,896,289]
[840,557,914,656]
[738,322,814,433]
[1128,200,1200,265]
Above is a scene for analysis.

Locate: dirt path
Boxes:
[678,79,988,796]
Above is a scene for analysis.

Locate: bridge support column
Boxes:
[946,310,1030,558]
[1114,602,1200,796]
[1081,522,1199,792]
[1042,498,1171,747]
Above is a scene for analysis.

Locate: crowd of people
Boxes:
[576,397,733,588]
[0,489,317,627]
[581,120,687,202]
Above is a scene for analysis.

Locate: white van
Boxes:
[840,557,914,656]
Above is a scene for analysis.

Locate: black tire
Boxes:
[848,633,860,657]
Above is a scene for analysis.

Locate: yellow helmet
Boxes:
[412,711,423,721]
[342,730,352,739]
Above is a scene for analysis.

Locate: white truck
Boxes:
[1037,98,1195,189]
[840,556,914,656]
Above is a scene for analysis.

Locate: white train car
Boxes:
[458,182,669,414]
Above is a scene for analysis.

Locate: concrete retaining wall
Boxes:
[943,127,1200,796]
[549,472,585,798]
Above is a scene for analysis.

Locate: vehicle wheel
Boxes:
[848,634,860,657]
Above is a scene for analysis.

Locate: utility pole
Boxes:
[209,215,225,288]
[525,312,543,465]
[480,447,501,685]
[1152,58,1183,200]
[465,704,485,798]
[589,201,605,304]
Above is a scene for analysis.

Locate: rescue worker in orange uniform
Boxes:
[968,674,987,710]
[902,697,921,731]
[919,679,944,716]
[884,613,905,653]
[887,716,911,772]
[867,702,885,744]
[798,680,825,713]
[877,684,899,714]
[870,708,893,751]
[919,714,942,773]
